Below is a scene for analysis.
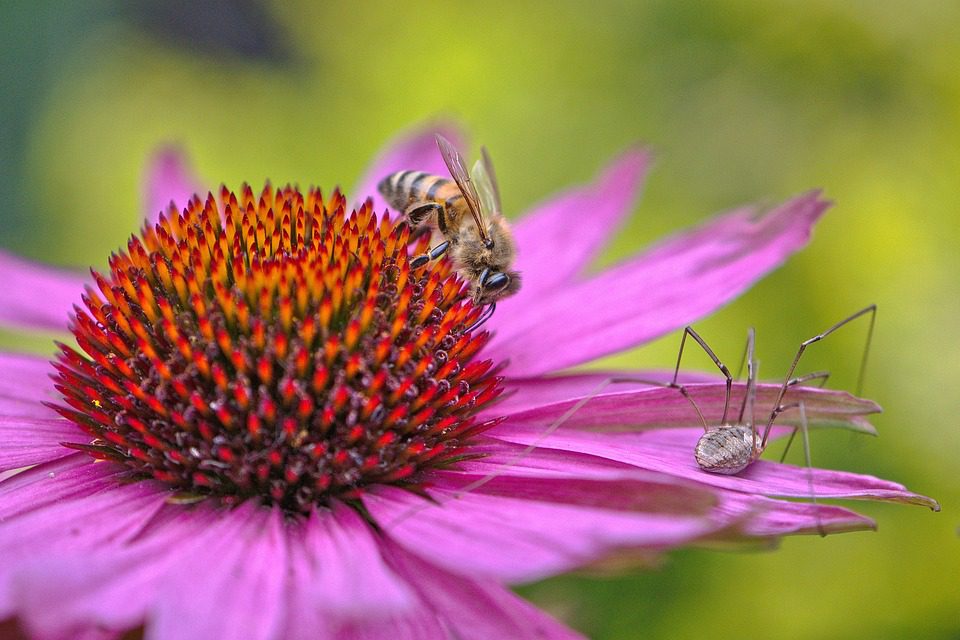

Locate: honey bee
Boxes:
[378,135,520,319]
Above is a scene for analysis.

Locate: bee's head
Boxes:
[477,226,515,269]
[474,268,521,305]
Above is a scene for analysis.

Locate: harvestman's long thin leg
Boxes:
[798,401,826,536]
[671,327,734,428]
[731,328,762,455]
[761,305,877,449]
[761,398,825,536]
[608,376,710,430]
[614,325,735,430]
[736,328,757,426]
[734,330,752,381]
[778,371,831,463]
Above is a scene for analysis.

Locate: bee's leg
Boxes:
[404,202,443,229]
[410,241,450,269]
[465,302,496,332]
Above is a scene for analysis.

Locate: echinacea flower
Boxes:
[0,124,937,640]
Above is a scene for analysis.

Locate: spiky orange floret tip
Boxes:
[52,184,503,513]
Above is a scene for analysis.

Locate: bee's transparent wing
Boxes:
[436,134,491,245]
[472,154,503,224]
[472,146,502,217]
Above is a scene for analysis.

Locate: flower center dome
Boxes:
[52,185,502,513]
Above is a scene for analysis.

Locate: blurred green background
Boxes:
[2,1,957,638]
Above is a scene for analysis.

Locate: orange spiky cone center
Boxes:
[52,184,502,513]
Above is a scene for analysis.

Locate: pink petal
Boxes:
[441,438,883,544]
[0,416,84,471]
[733,496,877,537]
[366,467,718,584]
[281,504,422,639]
[143,147,202,226]
[11,505,222,639]
[0,252,85,333]
[490,421,937,509]
[497,382,880,434]
[444,436,645,482]
[353,122,467,212]
[289,503,416,618]
[0,353,65,424]
[0,352,60,408]
[0,456,139,521]
[506,149,652,300]
[0,461,168,617]
[638,428,939,509]
[682,489,875,544]
[383,540,585,640]
[742,459,938,508]
[326,615,446,640]
[487,192,830,376]
[493,369,719,417]
[149,504,288,640]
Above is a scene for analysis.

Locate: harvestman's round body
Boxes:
[694,425,760,475]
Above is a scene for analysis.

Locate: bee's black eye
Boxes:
[483,272,509,291]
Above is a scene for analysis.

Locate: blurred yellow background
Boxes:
[2,1,957,637]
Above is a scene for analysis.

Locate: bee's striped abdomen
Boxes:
[377,171,457,212]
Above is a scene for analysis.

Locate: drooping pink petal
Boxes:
[726,495,877,538]
[423,438,883,544]
[0,416,84,471]
[0,252,86,333]
[635,427,938,507]
[490,421,938,509]
[446,441,880,544]
[149,504,288,640]
[383,540,585,640]
[0,460,169,617]
[507,149,652,300]
[10,505,222,639]
[366,466,719,584]
[700,491,877,541]
[322,613,446,640]
[291,503,416,618]
[281,504,422,640]
[0,455,139,521]
[143,147,202,226]
[445,436,647,482]
[353,122,467,213]
[740,458,938,508]
[486,191,830,376]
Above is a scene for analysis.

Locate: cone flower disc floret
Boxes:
[51,185,502,513]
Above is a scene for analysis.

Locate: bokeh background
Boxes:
[2,1,957,638]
